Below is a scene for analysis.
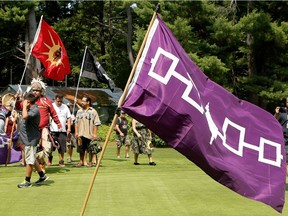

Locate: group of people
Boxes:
[114,109,156,166]
[0,78,156,188]
[9,78,102,188]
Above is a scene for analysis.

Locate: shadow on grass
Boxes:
[46,166,71,174]
[286,184,288,191]
[108,158,129,162]
[32,179,55,187]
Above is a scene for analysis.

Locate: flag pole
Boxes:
[72,46,88,115]
[19,15,43,88]
[80,4,160,216]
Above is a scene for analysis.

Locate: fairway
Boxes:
[1,143,287,216]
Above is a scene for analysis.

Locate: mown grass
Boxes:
[0,143,287,216]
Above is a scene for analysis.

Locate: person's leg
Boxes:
[57,133,66,167]
[67,144,72,162]
[125,145,130,158]
[47,152,53,166]
[148,154,156,166]
[34,160,49,184]
[83,150,88,165]
[134,153,139,165]
[92,153,97,164]
[38,128,51,170]
[20,150,25,166]
[18,146,34,188]
[116,146,121,158]
[116,135,122,158]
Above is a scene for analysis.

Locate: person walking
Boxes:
[115,110,130,158]
[131,119,156,166]
[29,79,62,172]
[17,93,49,188]
[74,96,101,167]
[274,97,288,176]
[50,94,71,167]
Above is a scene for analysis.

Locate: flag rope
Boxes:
[80,5,160,216]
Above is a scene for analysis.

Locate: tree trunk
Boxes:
[25,8,40,85]
[127,6,134,68]
[246,1,259,105]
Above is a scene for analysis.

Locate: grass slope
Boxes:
[0,144,287,216]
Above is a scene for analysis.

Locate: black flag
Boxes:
[82,48,116,91]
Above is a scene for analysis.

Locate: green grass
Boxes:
[1,144,287,216]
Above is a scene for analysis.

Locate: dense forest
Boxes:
[1,1,288,113]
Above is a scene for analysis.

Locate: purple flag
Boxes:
[0,132,22,165]
[121,15,286,212]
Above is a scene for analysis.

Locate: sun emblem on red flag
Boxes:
[41,31,64,67]
[32,19,71,81]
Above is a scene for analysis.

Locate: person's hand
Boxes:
[92,135,98,141]
[22,99,28,108]
[137,133,142,139]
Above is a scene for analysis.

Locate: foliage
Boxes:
[2,1,288,112]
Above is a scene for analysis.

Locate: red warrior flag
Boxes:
[32,19,71,81]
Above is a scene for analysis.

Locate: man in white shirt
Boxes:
[50,94,71,167]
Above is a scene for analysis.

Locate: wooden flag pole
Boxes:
[80,5,160,216]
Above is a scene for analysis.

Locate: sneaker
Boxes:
[35,175,49,184]
[17,181,32,188]
[47,161,52,166]
[67,158,72,163]
[149,162,156,166]
[58,160,65,167]
[134,162,140,165]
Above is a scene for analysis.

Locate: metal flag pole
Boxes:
[72,46,88,115]
[80,4,160,216]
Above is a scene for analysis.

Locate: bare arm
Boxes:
[22,100,29,119]
[132,119,141,138]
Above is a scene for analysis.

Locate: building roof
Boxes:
[0,85,123,107]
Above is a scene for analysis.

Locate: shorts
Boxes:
[51,132,67,154]
[24,145,37,165]
[77,136,91,154]
[116,134,130,148]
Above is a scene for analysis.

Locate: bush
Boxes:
[98,124,116,142]
[152,134,169,148]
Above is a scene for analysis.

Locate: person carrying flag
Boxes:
[17,93,49,188]
[16,78,61,172]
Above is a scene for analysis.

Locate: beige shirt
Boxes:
[75,107,101,139]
